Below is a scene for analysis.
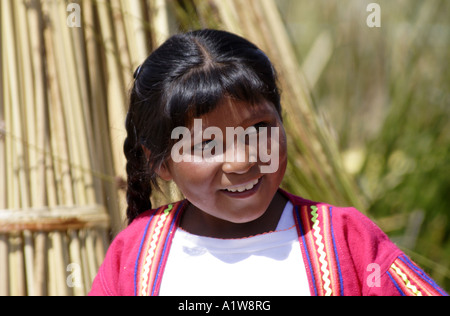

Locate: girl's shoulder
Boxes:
[280,188,379,229]
[282,188,400,259]
[89,200,186,296]
[282,189,448,296]
[282,190,401,271]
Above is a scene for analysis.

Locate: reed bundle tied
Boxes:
[0,0,364,296]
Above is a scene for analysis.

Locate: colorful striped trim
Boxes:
[328,206,345,296]
[387,270,405,296]
[294,206,318,296]
[398,255,448,296]
[390,262,423,296]
[134,201,185,296]
[295,204,343,296]
[388,255,448,296]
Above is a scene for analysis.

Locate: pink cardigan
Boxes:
[89,189,447,296]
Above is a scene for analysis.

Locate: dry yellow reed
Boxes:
[0,0,8,297]
[121,0,149,66]
[0,0,117,296]
[26,0,49,296]
[3,0,26,295]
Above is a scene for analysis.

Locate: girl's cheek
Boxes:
[173,160,221,186]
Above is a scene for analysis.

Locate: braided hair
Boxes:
[124,29,282,224]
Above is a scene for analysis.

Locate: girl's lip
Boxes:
[220,176,263,199]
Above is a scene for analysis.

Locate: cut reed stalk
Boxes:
[42,0,76,296]
[68,5,102,207]
[83,0,122,235]
[26,0,49,296]
[97,0,128,178]
[149,0,170,46]
[111,0,133,86]
[14,0,39,296]
[68,230,85,296]
[0,234,8,296]
[0,0,8,297]
[3,0,27,295]
[44,1,75,297]
[122,0,149,65]
[66,4,108,284]
[97,0,130,233]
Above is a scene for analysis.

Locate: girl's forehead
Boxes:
[188,98,277,129]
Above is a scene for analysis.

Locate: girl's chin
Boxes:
[218,209,267,224]
[212,199,272,224]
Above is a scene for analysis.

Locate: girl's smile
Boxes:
[221,175,262,194]
[156,97,288,238]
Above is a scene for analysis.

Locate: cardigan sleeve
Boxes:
[368,254,448,296]
[89,211,155,296]
[88,237,123,296]
[333,206,447,296]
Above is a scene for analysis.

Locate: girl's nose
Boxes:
[221,144,257,174]
[222,159,256,174]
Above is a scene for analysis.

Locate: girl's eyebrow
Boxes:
[187,106,276,135]
[238,108,275,126]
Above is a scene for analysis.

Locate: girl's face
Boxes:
[159,97,287,227]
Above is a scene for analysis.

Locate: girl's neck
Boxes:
[180,191,288,239]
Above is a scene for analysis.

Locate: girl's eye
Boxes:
[193,139,216,151]
[247,122,270,134]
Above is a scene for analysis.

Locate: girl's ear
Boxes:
[155,162,173,181]
[141,145,173,181]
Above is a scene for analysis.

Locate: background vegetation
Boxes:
[278,0,450,288]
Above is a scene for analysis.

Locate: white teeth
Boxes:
[226,178,260,193]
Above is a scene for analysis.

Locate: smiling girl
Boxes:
[90,29,447,296]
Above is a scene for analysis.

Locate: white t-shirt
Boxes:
[159,201,310,296]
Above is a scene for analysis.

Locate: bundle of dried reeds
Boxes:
[0,0,114,296]
[0,0,364,296]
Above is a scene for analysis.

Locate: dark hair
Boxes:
[124,29,282,224]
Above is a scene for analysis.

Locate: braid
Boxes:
[124,110,153,224]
